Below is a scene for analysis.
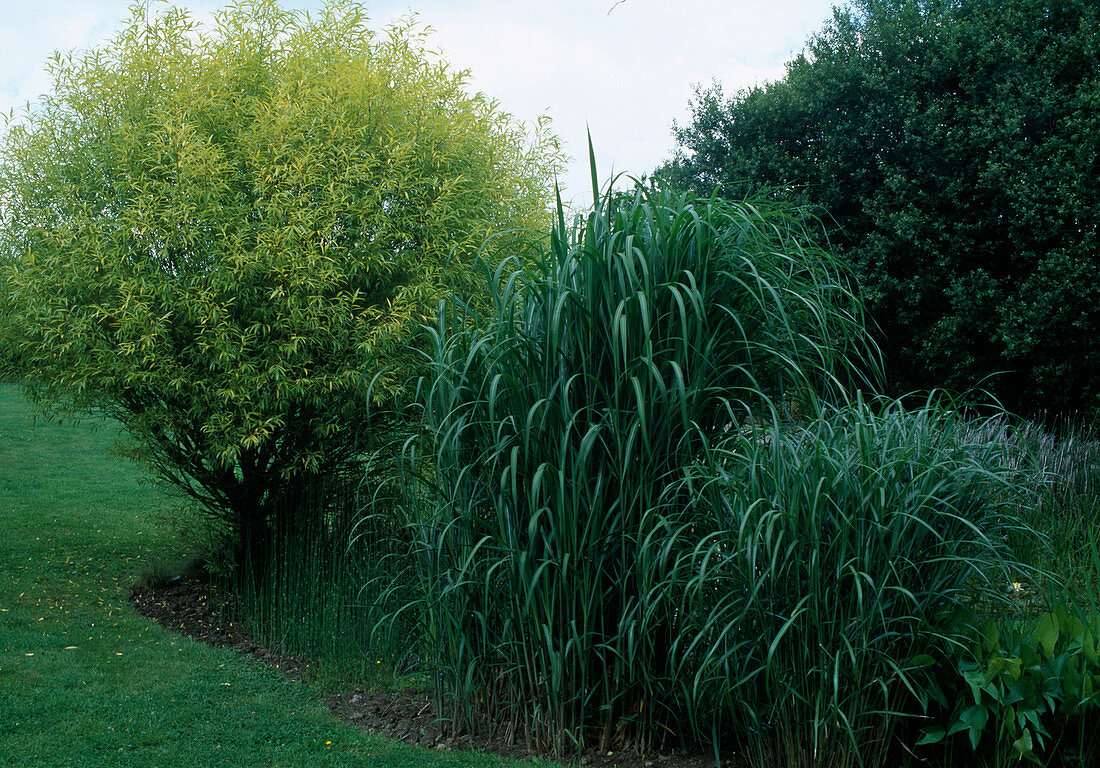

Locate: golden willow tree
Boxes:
[0,0,562,577]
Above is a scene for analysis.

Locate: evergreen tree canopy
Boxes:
[661,0,1100,418]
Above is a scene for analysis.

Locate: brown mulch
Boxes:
[130,576,308,680]
[130,575,728,768]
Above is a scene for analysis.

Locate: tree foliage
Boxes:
[0,270,21,382]
[0,0,562,574]
[660,0,1100,418]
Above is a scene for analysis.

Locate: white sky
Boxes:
[0,0,839,206]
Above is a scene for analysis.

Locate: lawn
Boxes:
[0,382,556,768]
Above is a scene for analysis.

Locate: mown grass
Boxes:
[0,382,559,768]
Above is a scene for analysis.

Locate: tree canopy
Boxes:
[0,0,562,574]
[660,0,1100,418]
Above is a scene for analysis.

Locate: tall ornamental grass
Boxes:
[939,413,1100,607]
[393,181,875,755]
[1009,418,1100,606]
[231,469,413,687]
[670,397,1033,767]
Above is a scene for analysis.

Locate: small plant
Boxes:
[917,606,1100,766]
[133,560,179,591]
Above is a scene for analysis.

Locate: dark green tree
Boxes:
[661,0,1100,417]
[0,0,561,578]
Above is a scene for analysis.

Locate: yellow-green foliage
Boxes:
[0,0,561,564]
[0,270,21,381]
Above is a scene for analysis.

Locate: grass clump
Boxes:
[1010,418,1100,606]
[675,397,1035,766]
[229,473,416,690]
[391,179,877,756]
[133,555,211,590]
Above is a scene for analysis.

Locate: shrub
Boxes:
[0,0,561,579]
[0,343,21,383]
[0,274,22,382]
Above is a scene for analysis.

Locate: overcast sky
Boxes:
[0,0,839,206]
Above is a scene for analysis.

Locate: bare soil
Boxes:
[130,575,729,768]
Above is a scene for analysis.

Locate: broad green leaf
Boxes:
[1033,613,1059,658]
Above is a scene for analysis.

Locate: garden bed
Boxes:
[130,576,723,768]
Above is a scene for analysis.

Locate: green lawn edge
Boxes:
[0,382,559,768]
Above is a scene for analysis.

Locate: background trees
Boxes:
[660,0,1100,418]
[0,0,561,577]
